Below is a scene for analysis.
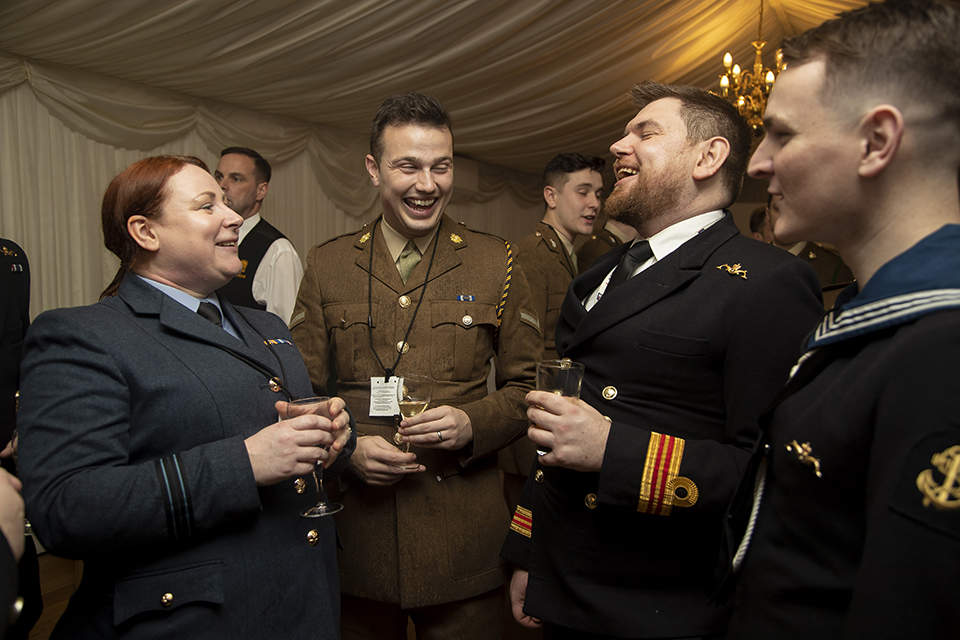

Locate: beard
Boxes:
[605,164,686,234]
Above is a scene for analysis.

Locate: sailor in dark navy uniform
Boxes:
[725,3,960,638]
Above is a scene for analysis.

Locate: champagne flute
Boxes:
[283,397,343,518]
[534,359,585,456]
[392,374,433,464]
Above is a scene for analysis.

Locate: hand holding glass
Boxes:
[282,397,343,518]
[393,374,433,467]
[534,359,585,456]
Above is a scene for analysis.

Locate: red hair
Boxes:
[100,155,208,299]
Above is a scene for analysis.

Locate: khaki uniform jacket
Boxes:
[575,226,621,273]
[499,221,575,478]
[795,241,855,310]
[291,214,541,608]
[514,221,576,360]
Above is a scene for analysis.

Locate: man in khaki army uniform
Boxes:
[517,153,604,361]
[500,153,604,519]
[576,218,638,272]
[290,92,541,640]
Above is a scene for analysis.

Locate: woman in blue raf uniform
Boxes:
[16,156,355,639]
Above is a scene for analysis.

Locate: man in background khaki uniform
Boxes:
[500,153,604,516]
[290,92,541,640]
[754,194,854,309]
[517,153,605,360]
[576,218,638,272]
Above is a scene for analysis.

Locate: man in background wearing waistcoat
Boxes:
[215,147,303,323]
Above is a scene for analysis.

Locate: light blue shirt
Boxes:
[136,275,241,340]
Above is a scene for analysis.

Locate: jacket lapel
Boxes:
[353,220,403,294]
[118,275,278,374]
[407,215,463,293]
[562,213,740,353]
[351,215,465,296]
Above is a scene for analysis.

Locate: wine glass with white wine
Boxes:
[283,397,344,518]
[392,374,433,460]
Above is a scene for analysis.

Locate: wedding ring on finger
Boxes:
[437,431,443,442]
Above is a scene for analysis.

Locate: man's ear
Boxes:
[858,104,903,178]
[365,154,381,187]
[692,137,730,182]
[543,185,558,209]
[255,181,270,203]
[127,215,160,252]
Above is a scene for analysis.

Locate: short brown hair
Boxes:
[100,155,208,299]
[369,92,453,164]
[783,0,960,131]
[630,81,751,207]
[220,147,272,184]
[543,153,606,190]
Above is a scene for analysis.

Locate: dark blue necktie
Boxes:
[196,302,223,328]
[606,240,653,291]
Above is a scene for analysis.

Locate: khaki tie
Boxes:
[398,240,422,284]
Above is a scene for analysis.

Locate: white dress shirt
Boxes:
[238,213,304,324]
[584,210,725,311]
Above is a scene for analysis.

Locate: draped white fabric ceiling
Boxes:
[0,0,873,176]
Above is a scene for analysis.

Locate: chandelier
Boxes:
[717,0,784,131]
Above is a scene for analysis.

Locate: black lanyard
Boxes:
[367,218,440,380]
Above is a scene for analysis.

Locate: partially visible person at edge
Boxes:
[501,81,823,639]
[289,92,541,640]
[0,467,25,639]
[0,236,41,639]
[17,155,355,639]
[725,1,960,638]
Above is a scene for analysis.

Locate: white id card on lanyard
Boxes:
[369,376,401,416]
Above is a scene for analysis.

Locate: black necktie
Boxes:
[606,240,653,291]
[196,302,223,328]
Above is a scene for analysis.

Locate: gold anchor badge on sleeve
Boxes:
[916,445,960,510]
[786,440,822,478]
[717,263,747,279]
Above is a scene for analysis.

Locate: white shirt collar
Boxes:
[237,212,262,244]
[645,209,725,263]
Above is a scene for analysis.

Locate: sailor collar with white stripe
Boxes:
[806,224,960,350]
